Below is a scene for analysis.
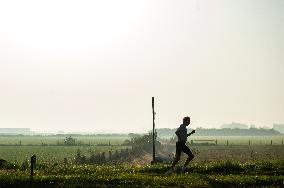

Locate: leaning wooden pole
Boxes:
[30,155,36,182]
[152,97,156,163]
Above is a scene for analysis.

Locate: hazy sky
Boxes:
[0,0,283,133]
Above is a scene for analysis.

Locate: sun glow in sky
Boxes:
[0,0,283,133]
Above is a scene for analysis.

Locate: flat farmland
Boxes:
[0,145,131,164]
[0,135,128,146]
[0,135,284,187]
[0,135,283,163]
[189,135,284,145]
[160,135,284,145]
[163,145,284,163]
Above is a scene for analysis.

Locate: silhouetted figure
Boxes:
[166,116,195,174]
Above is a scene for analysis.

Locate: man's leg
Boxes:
[171,153,181,168]
[182,144,194,167]
[165,142,182,174]
[171,142,182,168]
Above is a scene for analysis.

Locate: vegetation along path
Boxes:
[0,160,283,187]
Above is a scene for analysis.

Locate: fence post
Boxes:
[249,140,250,146]
[109,151,112,161]
[227,140,228,146]
[271,140,273,146]
[215,140,217,145]
[30,155,36,181]
[101,152,106,163]
[282,140,283,146]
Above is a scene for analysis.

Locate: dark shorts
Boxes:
[176,141,193,157]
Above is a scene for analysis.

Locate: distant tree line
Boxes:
[273,124,284,134]
[156,127,282,137]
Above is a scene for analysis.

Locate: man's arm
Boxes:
[175,130,181,141]
[187,130,195,137]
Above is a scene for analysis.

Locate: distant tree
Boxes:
[124,132,161,154]
[64,136,76,146]
[121,139,132,146]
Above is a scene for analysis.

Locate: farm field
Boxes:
[0,135,284,187]
[0,145,129,164]
[190,135,284,145]
[165,145,284,163]
[0,135,283,163]
[161,135,284,145]
[0,135,283,146]
[0,136,128,146]
[1,145,283,164]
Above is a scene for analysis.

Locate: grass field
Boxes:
[1,145,283,165]
[1,135,283,146]
[0,145,130,164]
[0,161,283,187]
[0,136,128,146]
[0,135,283,164]
[0,135,284,187]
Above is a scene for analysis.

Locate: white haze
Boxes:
[0,0,283,133]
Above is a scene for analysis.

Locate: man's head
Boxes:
[183,116,190,126]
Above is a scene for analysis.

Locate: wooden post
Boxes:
[115,150,119,159]
[282,140,283,146]
[227,140,229,146]
[30,155,36,181]
[249,140,250,146]
[152,97,156,164]
[271,140,272,146]
[109,151,112,161]
[215,140,217,145]
[101,152,106,163]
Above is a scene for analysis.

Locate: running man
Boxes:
[167,116,195,173]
